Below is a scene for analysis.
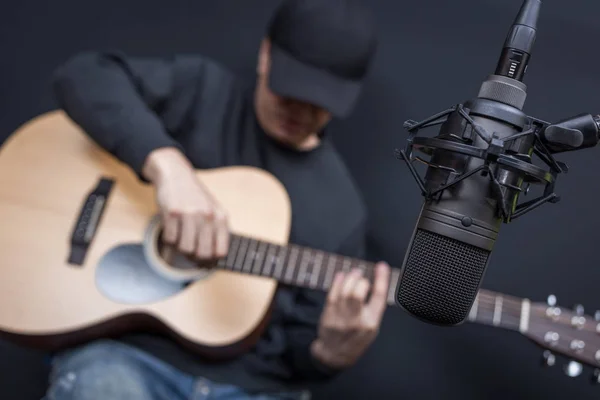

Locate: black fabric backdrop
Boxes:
[1,0,599,398]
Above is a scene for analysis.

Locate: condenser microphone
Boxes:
[394,0,545,326]
[394,0,600,326]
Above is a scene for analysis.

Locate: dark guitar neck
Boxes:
[214,234,529,331]
[465,290,529,332]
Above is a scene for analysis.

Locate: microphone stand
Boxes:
[395,0,600,223]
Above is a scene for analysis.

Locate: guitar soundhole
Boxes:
[156,239,218,273]
[138,215,217,283]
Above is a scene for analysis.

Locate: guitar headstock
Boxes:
[526,294,600,383]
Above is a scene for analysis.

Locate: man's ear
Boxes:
[257,38,271,76]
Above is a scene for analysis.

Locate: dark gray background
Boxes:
[1,0,598,398]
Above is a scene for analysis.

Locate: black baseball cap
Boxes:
[266,0,377,118]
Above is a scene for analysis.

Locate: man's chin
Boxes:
[270,130,317,151]
[275,124,307,140]
[280,120,308,136]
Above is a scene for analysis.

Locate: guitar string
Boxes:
[226,236,539,320]
[477,293,599,364]
[209,237,599,344]
[165,236,599,363]
[472,293,524,329]
[478,292,600,335]
[224,235,379,288]
[217,239,600,363]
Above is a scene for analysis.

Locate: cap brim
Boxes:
[268,44,362,118]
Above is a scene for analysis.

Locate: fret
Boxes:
[468,295,479,321]
[493,295,503,326]
[364,262,376,284]
[323,254,337,290]
[471,291,522,331]
[475,293,495,325]
[342,257,351,273]
[251,241,267,275]
[284,246,300,283]
[356,261,368,280]
[234,236,250,271]
[242,238,258,272]
[216,236,403,304]
[316,253,329,289]
[211,238,534,334]
[501,302,522,331]
[500,293,524,330]
[310,251,324,289]
[218,236,389,292]
[296,248,312,287]
[272,246,287,280]
[261,244,278,277]
[519,299,530,333]
[224,235,241,270]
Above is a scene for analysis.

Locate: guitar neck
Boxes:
[467,289,530,332]
[214,235,530,331]
[215,234,400,305]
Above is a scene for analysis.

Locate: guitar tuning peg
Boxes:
[545,295,561,319]
[591,369,600,385]
[564,361,583,378]
[574,304,585,316]
[542,350,555,367]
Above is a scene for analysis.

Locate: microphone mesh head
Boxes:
[397,229,490,325]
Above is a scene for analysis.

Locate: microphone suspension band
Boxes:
[393,0,600,327]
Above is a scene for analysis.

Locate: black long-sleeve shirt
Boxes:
[51,50,368,394]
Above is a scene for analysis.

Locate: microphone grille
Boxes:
[396,229,490,325]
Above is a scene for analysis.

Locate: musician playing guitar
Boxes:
[46,0,390,399]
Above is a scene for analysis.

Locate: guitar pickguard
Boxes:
[95,243,193,305]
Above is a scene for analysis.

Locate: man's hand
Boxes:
[311,262,391,369]
[143,147,230,260]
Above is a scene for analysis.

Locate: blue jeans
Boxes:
[43,340,310,400]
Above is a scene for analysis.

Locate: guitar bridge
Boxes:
[68,177,114,266]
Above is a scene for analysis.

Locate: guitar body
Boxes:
[0,111,292,359]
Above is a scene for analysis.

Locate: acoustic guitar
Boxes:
[0,111,598,379]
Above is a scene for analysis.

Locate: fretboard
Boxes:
[467,289,531,332]
[212,234,530,332]
[214,234,402,306]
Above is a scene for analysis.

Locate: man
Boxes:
[47,0,390,399]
